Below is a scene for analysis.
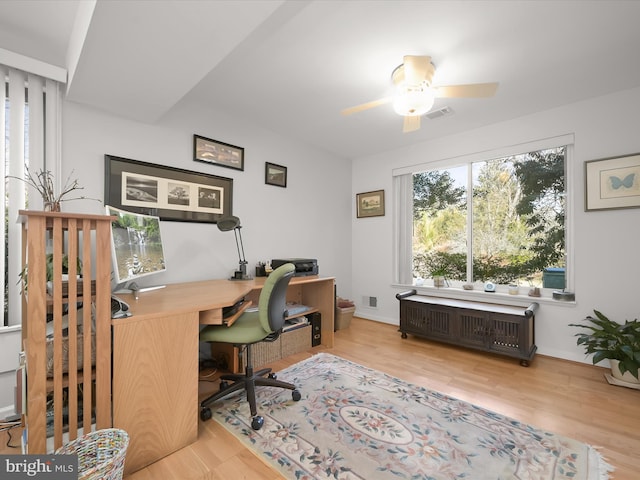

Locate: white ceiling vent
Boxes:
[426,106,453,120]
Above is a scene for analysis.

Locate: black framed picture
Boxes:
[193,134,244,171]
[105,154,233,223]
[265,162,287,188]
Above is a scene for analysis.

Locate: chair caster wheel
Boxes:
[200,408,212,421]
[219,380,229,391]
[292,389,301,401]
[268,373,277,379]
[251,415,264,430]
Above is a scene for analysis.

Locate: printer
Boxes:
[271,258,318,276]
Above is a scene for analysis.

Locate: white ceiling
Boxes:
[2,0,640,159]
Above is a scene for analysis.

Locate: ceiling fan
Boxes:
[341,55,499,133]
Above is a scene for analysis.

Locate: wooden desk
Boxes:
[111,275,334,474]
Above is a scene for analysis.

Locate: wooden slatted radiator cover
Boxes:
[396,290,538,366]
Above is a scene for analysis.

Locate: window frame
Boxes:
[393,135,575,300]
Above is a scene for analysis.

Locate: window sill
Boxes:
[392,283,576,307]
[0,324,22,333]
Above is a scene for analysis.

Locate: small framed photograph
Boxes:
[356,189,385,218]
[585,153,640,211]
[194,134,244,171]
[265,162,287,188]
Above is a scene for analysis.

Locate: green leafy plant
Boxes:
[430,266,449,278]
[429,265,450,288]
[19,254,82,292]
[570,310,640,379]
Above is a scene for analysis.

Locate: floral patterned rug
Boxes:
[208,353,612,480]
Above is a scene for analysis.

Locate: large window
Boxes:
[411,146,567,290]
[2,65,62,327]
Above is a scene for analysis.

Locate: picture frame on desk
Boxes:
[105,154,233,224]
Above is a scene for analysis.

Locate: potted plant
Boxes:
[430,266,449,288]
[19,253,83,293]
[570,310,640,384]
[8,167,92,211]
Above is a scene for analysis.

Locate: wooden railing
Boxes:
[20,211,113,452]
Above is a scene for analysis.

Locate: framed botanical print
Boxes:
[585,153,640,211]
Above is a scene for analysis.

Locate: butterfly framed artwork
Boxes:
[585,153,640,211]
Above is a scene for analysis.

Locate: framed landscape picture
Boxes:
[105,154,233,223]
[356,189,385,218]
[193,134,244,171]
[265,162,287,187]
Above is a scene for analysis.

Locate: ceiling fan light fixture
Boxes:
[392,84,435,116]
[341,54,497,133]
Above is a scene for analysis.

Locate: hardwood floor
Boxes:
[2,316,638,479]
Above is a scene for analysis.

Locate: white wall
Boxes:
[0,326,22,417]
[351,86,640,364]
[0,98,353,413]
[62,99,352,291]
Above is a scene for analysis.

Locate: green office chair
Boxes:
[199,262,301,430]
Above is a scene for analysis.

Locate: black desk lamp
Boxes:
[217,215,251,280]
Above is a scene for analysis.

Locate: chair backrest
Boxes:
[258,263,295,334]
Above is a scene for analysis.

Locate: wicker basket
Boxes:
[252,337,282,368]
[281,325,311,357]
[55,428,129,480]
[46,332,96,377]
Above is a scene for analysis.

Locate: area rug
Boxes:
[208,353,612,480]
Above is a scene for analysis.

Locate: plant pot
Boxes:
[433,275,446,288]
[610,359,640,384]
[44,201,61,212]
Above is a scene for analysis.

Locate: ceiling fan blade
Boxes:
[403,55,431,85]
[434,82,499,98]
[341,97,392,116]
[403,115,421,133]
